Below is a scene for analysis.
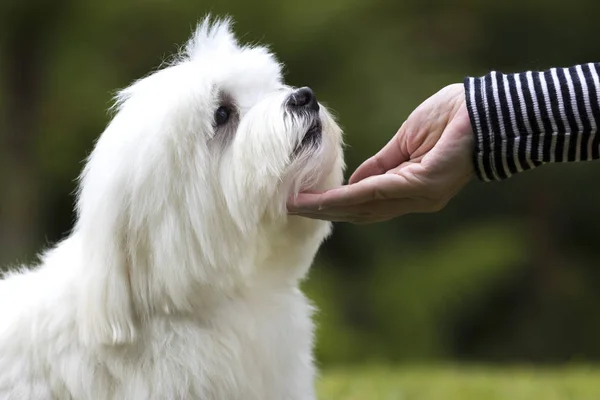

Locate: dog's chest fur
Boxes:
[0,273,315,400]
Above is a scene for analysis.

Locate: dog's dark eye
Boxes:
[214,106,231,126]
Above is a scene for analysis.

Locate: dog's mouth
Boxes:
[287,116,334,193]
[295,119,322,154]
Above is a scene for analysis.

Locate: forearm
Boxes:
[464,63,600,181]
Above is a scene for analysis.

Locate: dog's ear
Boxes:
[183,15,239,61]
[75,163,138,347]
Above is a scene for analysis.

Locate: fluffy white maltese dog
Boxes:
[0,17,344,400]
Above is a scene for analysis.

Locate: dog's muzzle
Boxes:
[288,87,322,153]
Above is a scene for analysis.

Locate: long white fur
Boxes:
[0,16,344,400]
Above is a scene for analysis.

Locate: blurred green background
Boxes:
[2,0,600,370]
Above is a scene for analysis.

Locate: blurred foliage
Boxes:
[2,0,600,367]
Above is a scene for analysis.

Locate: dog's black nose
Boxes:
[288,87,319,112]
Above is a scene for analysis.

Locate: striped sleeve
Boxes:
[464,63,600,182]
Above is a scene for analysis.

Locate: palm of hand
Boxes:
[288,84,475,223]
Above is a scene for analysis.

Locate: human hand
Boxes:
[287,83,475,223]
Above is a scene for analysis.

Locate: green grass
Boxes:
[317,364,600,400]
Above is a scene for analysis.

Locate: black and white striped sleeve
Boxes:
[464,63,600,182]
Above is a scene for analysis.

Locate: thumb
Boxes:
[348,132,409,184]
[348,156,385,184]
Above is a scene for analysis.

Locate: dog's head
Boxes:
[73,17,344,345]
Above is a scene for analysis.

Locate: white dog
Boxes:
[0,17,344,400]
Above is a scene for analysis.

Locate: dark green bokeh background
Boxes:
[2,0,600,368]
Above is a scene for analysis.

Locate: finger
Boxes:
[335,198,434,216]
[290,212,393,224]
[323,198,437,218]
[347,157,385,185]
[348,129,409,184]
[290,197,438,224]
[289,174,411,212]
[288,212,365,223]
[351,215,396,225]
[315,174,419,209]
[287,193,326,211]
